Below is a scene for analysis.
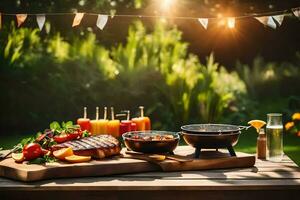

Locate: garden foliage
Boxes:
[0,21,299,134]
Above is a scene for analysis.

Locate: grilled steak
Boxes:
[52,135,121,159]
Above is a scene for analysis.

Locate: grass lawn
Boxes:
[1,129,299,166]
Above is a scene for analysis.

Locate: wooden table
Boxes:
[1,154,300,200]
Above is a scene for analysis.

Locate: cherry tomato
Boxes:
[53,134,69,143]
[23,143,43,161]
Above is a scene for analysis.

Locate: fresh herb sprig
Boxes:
[15,137,35,153]
[37,121,80,149]
[28,155,57,164]
[82,130,89,137]
[50,121,81,134]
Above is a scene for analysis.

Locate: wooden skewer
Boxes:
[115,113,127,118]
[126,110,130,121]
[103,107,107,120]
[83,107,87,119]
[111,107,115,120]
[139,106,144,118]
[95,107,99,120]
[120,110,130,120]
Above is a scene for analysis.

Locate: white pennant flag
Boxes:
[267,16,277,29]
[16,14,27,27]
[272,15,285,27]
[97,14,108,30]
[255,16,276,29]
[198,18,208,29]
[72,13,84,27]
[36,14,46,30]
[292,8,300,18]
[255,16,267,25]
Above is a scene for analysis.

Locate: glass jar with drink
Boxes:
[266,113,283,162]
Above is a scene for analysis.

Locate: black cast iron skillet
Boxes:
[181,124,250,158]
[123,131,180,154]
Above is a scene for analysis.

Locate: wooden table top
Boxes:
[1,150,300,200]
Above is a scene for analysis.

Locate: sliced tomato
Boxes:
[53,134,69,143]
[67,132,80,141]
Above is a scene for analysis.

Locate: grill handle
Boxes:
[238,125,251,131]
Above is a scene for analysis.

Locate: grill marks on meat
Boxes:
[54,135,118,151]
[52,135,121,159]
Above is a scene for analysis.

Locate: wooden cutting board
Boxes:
[0,146,255,182]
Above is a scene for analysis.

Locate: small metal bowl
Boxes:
[122,131,180,154]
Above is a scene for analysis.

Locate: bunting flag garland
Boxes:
[272,15,285,27]
[255,16,277,29]
[16,14,27,27]
[0,6,298,31]
[292,8,300,18]
[255,16,269,26]
[72,13,84,27]
[96,14,108,30]
[36,14,46,30]
[198,18,208,29]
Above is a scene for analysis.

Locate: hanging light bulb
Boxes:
[227,17,235,28]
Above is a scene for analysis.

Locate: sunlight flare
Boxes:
[161,0,175,12]
[227,17,235,29]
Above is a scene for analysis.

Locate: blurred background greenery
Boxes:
[0,0,299,164]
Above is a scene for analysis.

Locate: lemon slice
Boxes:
[65,155,91,163]
[53,147,74,160]
[12,152,25,163]
[248,120,266,133]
